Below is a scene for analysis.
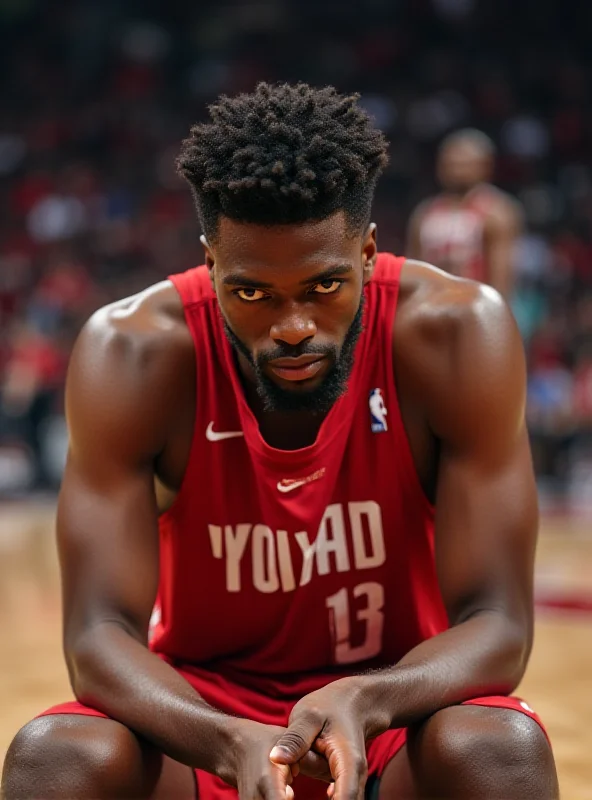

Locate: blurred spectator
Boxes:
[406,129,522,299]
[0,323,67,491]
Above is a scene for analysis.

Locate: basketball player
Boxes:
[407,129,522,299]
[2,84,558,799]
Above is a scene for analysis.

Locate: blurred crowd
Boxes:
[1,0,591,504]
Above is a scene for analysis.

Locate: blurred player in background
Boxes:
[407,129,522,299]
[2,85,558,800]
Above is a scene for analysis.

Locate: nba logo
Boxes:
[369,388,388,433]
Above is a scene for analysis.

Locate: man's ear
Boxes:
[201,234,215,287]
[362,223,378,284]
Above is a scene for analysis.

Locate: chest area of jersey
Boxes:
[205,499,387,596]
[180,392,405,595]
[168,403,417,604]
[421,207,485,253]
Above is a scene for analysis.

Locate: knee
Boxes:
[423,705,548,769]
[409,705,557,794]
[1,715,150,799]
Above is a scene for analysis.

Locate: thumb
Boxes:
[270,720,320,766]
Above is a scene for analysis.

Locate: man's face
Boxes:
[204,212,377,413]
[437,141,492,193]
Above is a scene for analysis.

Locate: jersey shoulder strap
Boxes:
[372,253,405,285]
[168,265,213,307]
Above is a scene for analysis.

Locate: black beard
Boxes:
[222,298,365,414]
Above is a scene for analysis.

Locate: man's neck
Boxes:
[241,378,327,450]
[443,183,485,203]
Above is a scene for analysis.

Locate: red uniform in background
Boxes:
[40,255,546,799]
[416,187,493,282]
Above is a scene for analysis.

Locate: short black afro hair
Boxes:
[176,82,388,240]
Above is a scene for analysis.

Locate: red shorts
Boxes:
[38,663,548,800]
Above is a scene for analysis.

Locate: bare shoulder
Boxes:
[78,280,192,373]
[395,260,525,442]
[67,280,195,459]
[396,259,514,345]
[483,185,523,228]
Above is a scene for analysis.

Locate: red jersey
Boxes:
[39,252,549,799]
[419,186,494,282]
[149,253,448,708]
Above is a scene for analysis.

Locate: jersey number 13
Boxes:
[325,582,385,664]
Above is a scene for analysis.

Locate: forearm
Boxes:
[363,611,529,730]
[67,621,239,780]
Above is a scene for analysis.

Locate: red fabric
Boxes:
[153,254,447,687]
[418,188,494,282]
[33,258,550,795]
[39,692,548,800]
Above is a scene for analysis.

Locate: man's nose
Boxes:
[270,305,317,346]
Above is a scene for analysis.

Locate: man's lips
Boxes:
[267,354,327,382]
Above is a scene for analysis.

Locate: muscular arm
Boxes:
[57,292,238,779]
[365,280,537,728]
[483,198,522,299]
[266,276,540,796]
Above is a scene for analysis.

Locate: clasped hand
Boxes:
[231,676,390,800]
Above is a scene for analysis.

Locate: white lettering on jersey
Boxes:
[224,523,251,592]
[252,524,280,593]
[315,504,350,575]
[295,530,316,587]
[276,529,296,592]
[349,501,386,569]
[208,502,386,594]
[208,525,223,559]
[326,582,385,664]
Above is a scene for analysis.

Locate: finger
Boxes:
[331,751,367,800]
[285,787,294,800]
[256,769,289,800]
[320,730,367,800]
[327,783,335,800]
[274,763,293,786]
[298,750,333,783]
[270,717,322,766]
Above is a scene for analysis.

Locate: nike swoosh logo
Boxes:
[277,479,308,493]
[206,421,244,442]
[277,467,326,493]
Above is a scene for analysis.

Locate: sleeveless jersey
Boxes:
[419,186,493,282]
[150,253,448,705]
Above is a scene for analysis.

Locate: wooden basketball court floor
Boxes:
[0,500,591,798]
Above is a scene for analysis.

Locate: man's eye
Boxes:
[312,280,342,295]
[235,288,267,302]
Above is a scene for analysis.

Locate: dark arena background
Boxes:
[0,1,591,796]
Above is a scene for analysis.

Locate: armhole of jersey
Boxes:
[372,253,406,285]
[168,266,212,306]
[382,256,435,517]
[159,267,212,523]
